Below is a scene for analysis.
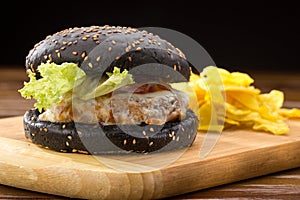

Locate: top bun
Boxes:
[25,25,190,80]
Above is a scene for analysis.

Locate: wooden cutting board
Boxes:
[0,116,299,199]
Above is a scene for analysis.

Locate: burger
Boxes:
[19,25,199,154]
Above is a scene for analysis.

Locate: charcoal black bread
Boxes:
[24,109,198,154]
[26,25,190,81]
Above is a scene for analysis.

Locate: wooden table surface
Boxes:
[0,66,300,199]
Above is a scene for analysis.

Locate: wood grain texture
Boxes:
[1,67,300,199]
[0,116,299,199]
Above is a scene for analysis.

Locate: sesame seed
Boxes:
[115,56,120,60]
[43,55,48,60]
[39,128,43,132]
[93,34,99,38]
[127,56,132,62]
[88,63,93,68]
[60,46,66,51]
[73,40,78,45]
[172,136,176,141]
[178,65,182,71]
[82,37,88,41]
[84,56,89,61]
[46,35,51,39]
[72,149,78,153]
[125,45,131,52]
[139,38,145,42]
[176,136,180,142]
[112,40,116,45]
[44,128,48,133]
[62,33,67,37]
[67,42,72,46]
[95,41,100,44]
[158,42,161,46]
[123,139,127,145]
[169,133,172,138]
[57,52,61,58]
[149,141,154,146]
[72,51,78,56]
[85,35,90,38]
[133,139,136,145]
[108,47,112,51]
[67,135,72,140]
[81,51,86,58]
[167,49,172,55]
[55,49,59,53]
[136,47,142,51]
[48,54,53,62]
[63,41,67,45]
[142,131,146,136]
[62,124,66,129]
[107,30,112,34]
[77,130,82,135]
[132,43,136,48]
[150,127,154,132]
[66,141,70,146]
[93,37,98,41]
[96,56,101,62]
[173,65,177,71]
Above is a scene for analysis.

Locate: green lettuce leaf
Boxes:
[81,67,135,100]
[18,62,86,112]
[19,62,135,111]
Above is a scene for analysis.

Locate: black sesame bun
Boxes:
[26,25,190,80]
[23,25,198,154]
[24,109,198,154]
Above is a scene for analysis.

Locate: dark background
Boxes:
[1,1,299,72]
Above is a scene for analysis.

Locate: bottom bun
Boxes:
[24,109,199,154]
